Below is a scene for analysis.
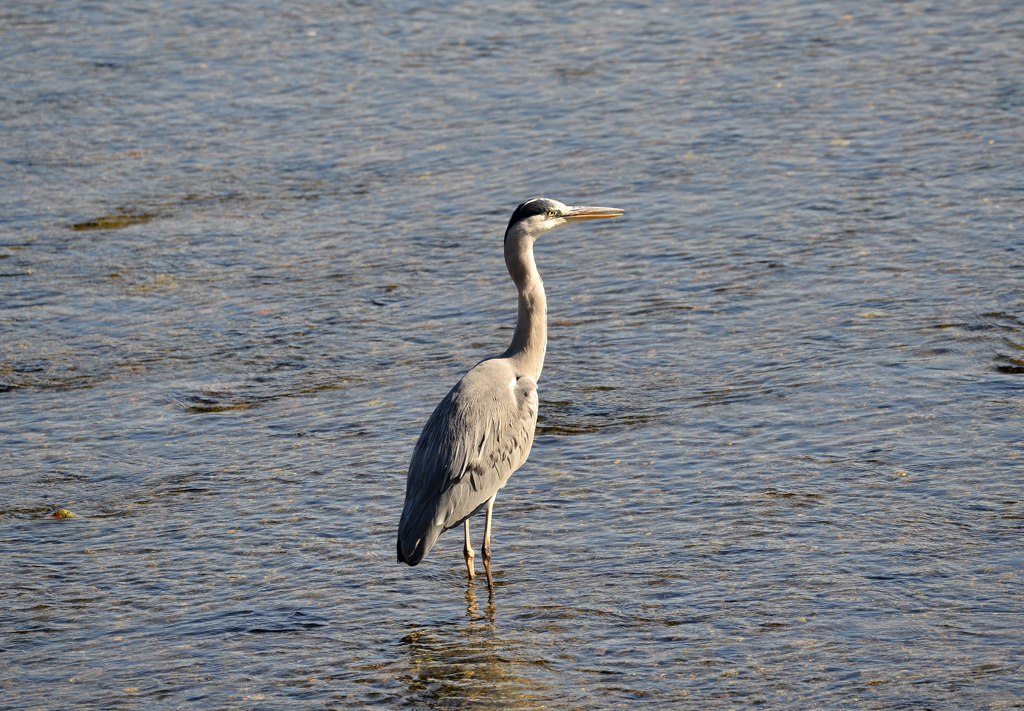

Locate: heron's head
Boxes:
[504,197,624,245]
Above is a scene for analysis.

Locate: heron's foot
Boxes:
[464,546,476,580]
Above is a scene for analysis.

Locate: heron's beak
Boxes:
[563,205,625,222]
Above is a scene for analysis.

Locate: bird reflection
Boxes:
[397,591,548,708]
[464,581,496,624]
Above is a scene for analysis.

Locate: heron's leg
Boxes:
[481,493,497,589]
[463,519,475,580]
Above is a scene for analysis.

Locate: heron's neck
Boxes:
[502,236,547,381]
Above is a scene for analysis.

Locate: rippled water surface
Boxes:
[2,1,1023,708]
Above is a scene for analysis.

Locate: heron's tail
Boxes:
[396,515,444,566]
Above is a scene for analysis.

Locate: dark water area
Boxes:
[2,1,1022,708]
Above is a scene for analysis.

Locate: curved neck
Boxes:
[501,231,547,381]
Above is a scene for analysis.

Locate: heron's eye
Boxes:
[547,210,558,218]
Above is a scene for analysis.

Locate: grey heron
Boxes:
[396,197,624,589]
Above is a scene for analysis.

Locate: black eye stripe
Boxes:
[511,198,555,221]
[505,198,562,243]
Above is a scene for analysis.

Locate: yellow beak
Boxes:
[563,205,625,222]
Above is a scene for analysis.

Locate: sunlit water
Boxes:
[2,1,1022,708]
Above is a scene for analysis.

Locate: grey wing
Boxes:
[397,364,538,566]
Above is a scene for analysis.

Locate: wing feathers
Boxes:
[397,359,538,565]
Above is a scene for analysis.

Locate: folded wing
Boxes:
[397,359,538,565]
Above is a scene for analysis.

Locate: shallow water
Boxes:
[2,1,1022,708]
